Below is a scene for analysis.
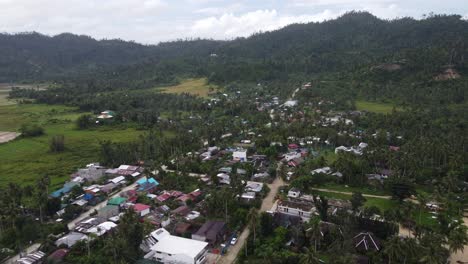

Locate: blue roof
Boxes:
[84,193,94,201]
[136,177,147,185]
[148,178,159,185]
[50,182,80,198]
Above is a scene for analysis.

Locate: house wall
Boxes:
[140,208,150,217]
[277,205,312,221]
[150,249,207,264]
[233,151,247,161]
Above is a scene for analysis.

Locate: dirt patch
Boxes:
[435,68,461,81]
[0,132,21,144]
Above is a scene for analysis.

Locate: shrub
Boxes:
[19,124,44,137]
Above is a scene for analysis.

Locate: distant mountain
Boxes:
[1,11,467,84]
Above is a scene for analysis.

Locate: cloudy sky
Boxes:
[0,0,467,44]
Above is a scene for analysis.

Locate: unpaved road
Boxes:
[0,132,20,143]
[218,177,285,264]
[4,243,41,264]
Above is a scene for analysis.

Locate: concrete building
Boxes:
[143,228,208,264]
[276,200,316,221]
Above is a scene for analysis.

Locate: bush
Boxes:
[19,124,44,137]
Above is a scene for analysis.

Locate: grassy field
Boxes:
[355,100,401,114]
[0,83,50,106]
[0,104,143,188]
[0,87,15,106]
[156,78,219,98]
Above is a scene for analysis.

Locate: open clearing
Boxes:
[355,100,401,114]
[156,78,218,98]
[0,104,143,188]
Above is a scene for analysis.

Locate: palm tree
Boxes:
[248,208,259,242]
[305,217,321,252]
[299,246,321,264]
[447,225,468,254]
[416,193,429,224]
[383,236,405,264]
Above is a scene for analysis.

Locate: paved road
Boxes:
[219,177,285,264]
[4,243,41,264]
[68,182,138,230]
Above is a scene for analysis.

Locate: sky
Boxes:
[0,0,467,44]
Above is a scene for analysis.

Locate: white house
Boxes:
[311,167,332,175]
[143,228,208,264]
[287,188,301,198]
[277,200,316,221]
[233,149,247,162]
[216,173,230,185]
[284,152,301,162]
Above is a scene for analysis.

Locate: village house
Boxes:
[192,221,227,246]
[55,232,89,248]
[232,149,247,162]
[133,203,151,217]
[142,228,208,264]
[70,163,107,183]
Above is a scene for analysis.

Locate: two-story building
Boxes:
[143,228,208,264]
[276,200,316,221]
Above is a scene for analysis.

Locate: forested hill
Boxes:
[1,11,468,90]
[0,32,222,82]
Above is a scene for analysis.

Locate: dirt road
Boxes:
[218,177,285,264]
[0,132,20,143]
[4,243,41,264]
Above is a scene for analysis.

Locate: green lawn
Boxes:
[314,190,397,211]
[355,100,401,114]
[320,183,390,196]
[0,104,143,188]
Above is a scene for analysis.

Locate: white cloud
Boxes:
[291,0,394,7]
[0,0,466,43]
[190,9,343,39]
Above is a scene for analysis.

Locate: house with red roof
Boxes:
[133,203,151,217]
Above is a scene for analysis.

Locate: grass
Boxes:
[314,190,397,211]
[0,104,144,188]
[154,78,219,98]
[320,183,390,196]
[355,100,401,114]
[0,87,15,106]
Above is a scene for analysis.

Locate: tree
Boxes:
[76,114,94,129]
[383,236,406,264]
[351,192,366,211]
[36,175,50,223]
[305,217,321,252]
[447,225,468,254]
[299,246,321,264]
[248,208,259,242]
[259,212,273,238]
[50,135,65,152]
[313,195,329,221]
